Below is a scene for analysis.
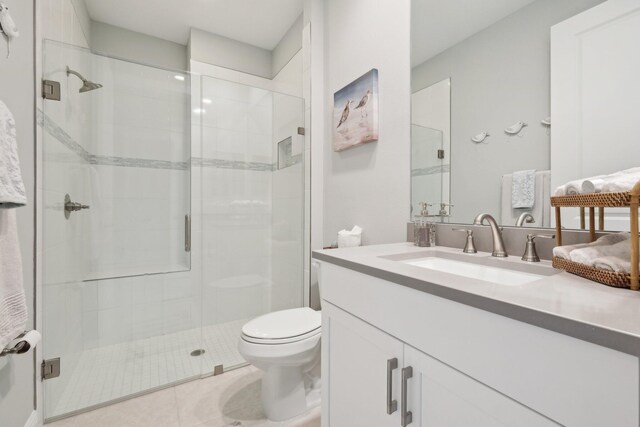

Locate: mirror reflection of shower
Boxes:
[66,66,103,93]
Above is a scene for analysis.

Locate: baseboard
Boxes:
[24,410,38,427]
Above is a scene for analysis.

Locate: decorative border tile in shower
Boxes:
[38,108,92,162]
[192,157,275,172]
[411,164,451,177]
[39,108,301,173]
[89,155,189,170]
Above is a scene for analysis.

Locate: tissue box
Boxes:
[338,226,362,248]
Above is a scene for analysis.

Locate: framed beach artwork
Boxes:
[333,69,379,151]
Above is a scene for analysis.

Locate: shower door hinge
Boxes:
[41,358,61,381]
[437,149,445,159]
[42,80,61,101]
[297,127,305,136]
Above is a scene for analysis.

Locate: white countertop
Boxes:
[313,243,640,356]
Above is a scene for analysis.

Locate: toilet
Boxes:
[238,307,322,421]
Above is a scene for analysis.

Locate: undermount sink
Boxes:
[382,250,560,286]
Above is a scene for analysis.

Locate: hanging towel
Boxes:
[0,100,26,208]
[0,209,27,349]
[511,169,535,208]
[501,171,550,226]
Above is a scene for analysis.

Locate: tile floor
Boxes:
[50,319,249,418]
[48,365,321,427]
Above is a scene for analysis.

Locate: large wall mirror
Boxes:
[411,0,640,231]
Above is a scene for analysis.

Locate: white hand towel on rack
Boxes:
[569,237,631,266]
[601,172,640,193]
[554,175,606,196]
[552,232,629,260]
[0,100,26,208]
[593,256,634,273]
[0,209,27,349]
[581,167,640,194]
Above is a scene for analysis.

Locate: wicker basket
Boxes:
[551,181,640,290]
[552,257,631,289]
[550,192,631,207]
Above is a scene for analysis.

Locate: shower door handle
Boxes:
[185,215,191,252]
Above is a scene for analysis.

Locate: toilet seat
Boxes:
[242,327,320,344]
[241,307,321,344]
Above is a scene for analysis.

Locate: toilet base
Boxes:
[261,366,321,421]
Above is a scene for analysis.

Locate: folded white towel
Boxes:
[581,178,606,194]
[552,232,629,259]
[570,238,631,266]
[0,100,27,208]
[0,209,27,349]
[553,175,606,196]
[602,172,640,193]
[553,242,591,260]
[512,169,536,209]
[593,256,633,273]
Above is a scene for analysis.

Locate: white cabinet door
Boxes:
[323,302,404,427]
[404,345,560,427]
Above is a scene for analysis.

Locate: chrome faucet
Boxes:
[515,212,535,227]
[473,213,508,257]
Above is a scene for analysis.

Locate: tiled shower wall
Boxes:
[272,51,305,312]
[88,59,190,278]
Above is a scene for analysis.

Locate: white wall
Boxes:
[323,0,412,246]
[0,1,36,426]
[272,14,303,77]
[411,0,605,224]
[189,29,273,79]
[91,21,188,71]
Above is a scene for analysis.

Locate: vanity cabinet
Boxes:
[324,303,557,427]
[319,260,640,427]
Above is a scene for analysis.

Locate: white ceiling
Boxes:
[83,0,304,50]
[411,0,536,67]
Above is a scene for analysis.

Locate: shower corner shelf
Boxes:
[550,180,640,290]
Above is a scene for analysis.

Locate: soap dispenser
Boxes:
[414,202,435,247]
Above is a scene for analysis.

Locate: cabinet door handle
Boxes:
[401,366,413,426]
[386,358,398,414]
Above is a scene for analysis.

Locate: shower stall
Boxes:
[411,124,449,218]
[40,40,306,421]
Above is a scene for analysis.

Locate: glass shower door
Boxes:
[411,124,445,217]
[196,76,306,373]
[41,40,195,420]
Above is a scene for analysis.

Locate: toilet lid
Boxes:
[242,307,321,340]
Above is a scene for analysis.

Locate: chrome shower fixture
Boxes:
[66,66,103,93]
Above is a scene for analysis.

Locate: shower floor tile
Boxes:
[50,318,249,419]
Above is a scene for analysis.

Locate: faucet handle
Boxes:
[452,228,477,254]
[522,233,555,262]
[528,233,555,241]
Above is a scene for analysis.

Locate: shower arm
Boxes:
[66,67,87,83]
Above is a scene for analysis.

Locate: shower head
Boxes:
[66,67,103,93]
